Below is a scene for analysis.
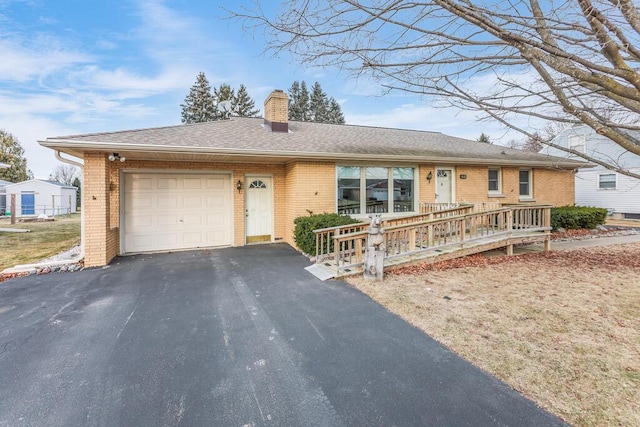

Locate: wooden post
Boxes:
[355,238,363,263]
[408,229,416,252]
[10,193,15,224]
[427,224,434,247]
[505,209,514,255]
[333,236,340,274]
[544,206,551,229]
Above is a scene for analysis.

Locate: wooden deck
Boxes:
[309,205,551,280]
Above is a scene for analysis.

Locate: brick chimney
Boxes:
[264,89,288,132]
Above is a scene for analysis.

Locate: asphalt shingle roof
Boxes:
[42,117,586,167]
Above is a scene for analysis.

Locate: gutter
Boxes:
[1,151,85,274]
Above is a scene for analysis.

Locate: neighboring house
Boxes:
[40,90,586,267]
[0,179,11,214]
[542,125,640,219]
[4,179,78,217]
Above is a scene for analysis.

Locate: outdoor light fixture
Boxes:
[236,180,243,193]
[108,153,126,162]
[427,171,433,183]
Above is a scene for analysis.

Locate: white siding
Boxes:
[544,125,640,169]
[544,125,640,215]
[575,168,640,214]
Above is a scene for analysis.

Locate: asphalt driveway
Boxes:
[0,244,565,426]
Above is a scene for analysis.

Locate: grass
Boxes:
[347,243,640,427]
[0,214,80,271]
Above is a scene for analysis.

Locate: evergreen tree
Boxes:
[214,83,235,103]
[233,84,260,117]
[288,80,344,124]
[476,133,492,144]
[0,130,32,182]
[180,72,217,123]
[213,83,235,119]
[288,81,310,121]
[326,98,345,124]
[309,82,329,122]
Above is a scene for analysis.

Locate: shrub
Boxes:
[294,213,360,255]
[551,206,607,230]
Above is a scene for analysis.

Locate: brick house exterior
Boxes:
[41,90,584,267]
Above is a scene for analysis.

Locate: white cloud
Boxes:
[0,36,91,82]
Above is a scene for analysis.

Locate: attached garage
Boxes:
[122,172,232,253]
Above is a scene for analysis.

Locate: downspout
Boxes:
[2,151,85,273]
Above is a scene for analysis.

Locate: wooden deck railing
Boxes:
[419,201,502,213]
[317,205,551,277]
[419,202,463,213]
[314,205,474,263]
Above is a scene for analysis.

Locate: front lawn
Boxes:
[347,244,640,427]
[0,214,81,271]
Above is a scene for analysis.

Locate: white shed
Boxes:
[0,179,11,214]
[4,179,77,217]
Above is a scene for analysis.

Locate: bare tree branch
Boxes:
[229,0,640,177]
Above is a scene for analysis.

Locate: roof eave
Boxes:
[39,139,589,169]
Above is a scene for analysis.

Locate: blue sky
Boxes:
[1,0,517,178]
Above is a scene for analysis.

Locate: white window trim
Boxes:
[568,134,586,154]
[336,165,418,218]
[487,167,504,197]
[518,169,534,201]
[597,173,617,190]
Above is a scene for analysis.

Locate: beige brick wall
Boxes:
[531,168,575,206]
[284,161,336,247]
[418,164,437,203]
[451,165,575,206]
[84,156,289,266]
[83,153,119,267]
[83,156,574,267]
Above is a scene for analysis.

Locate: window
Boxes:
[337,166,415,214]
[366,167,389,213]
[519,169,532,198]
[393,167,414,212]
[337,166,361,214]
[488,168,501,193]
[598,173,616,190]
[568,134,586,154]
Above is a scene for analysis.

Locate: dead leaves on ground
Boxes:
[390,243,640,276]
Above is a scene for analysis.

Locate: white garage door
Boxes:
[123,172,232,253]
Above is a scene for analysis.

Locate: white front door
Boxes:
[435,169,453,203]
[245,176,273,244]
